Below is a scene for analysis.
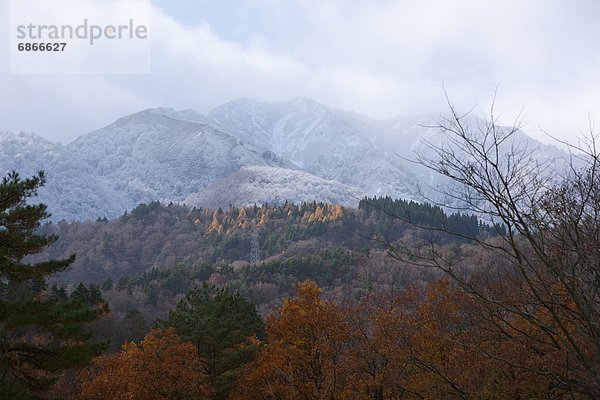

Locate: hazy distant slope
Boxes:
[209,99,569,202]
[210,98,420,198]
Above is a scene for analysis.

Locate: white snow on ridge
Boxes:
[0,99,569,221]
[185,166,365,209]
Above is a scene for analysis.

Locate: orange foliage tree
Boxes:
[78,327,212,400]
[231,280,351,400]
[347,279,576,399]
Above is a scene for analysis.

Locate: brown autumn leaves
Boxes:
[235,278,590,399]
[75,277,588,399]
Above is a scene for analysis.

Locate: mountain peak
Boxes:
[145,107,209,124]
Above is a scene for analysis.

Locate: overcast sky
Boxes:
[1,0,600,143]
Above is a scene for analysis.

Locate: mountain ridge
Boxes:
[0,98,566,221]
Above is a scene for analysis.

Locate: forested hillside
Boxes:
[34,197,495,285]
[27,197,495,353]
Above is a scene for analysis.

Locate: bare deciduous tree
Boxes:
[388,96,600,397]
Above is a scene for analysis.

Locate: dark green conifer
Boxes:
[166,283,264,400]
[0,171,106,399]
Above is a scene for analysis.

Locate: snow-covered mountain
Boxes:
[185,165,365,209]
[209,98,569,203]
[0,131,123,220]
[67,110,294,212]
[0,98,568,221]
[210,98,420,198]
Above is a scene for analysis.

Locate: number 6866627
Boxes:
[17,42,66,51]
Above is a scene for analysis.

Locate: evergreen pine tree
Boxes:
[166,283,264,400]
[0,171,106,399]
